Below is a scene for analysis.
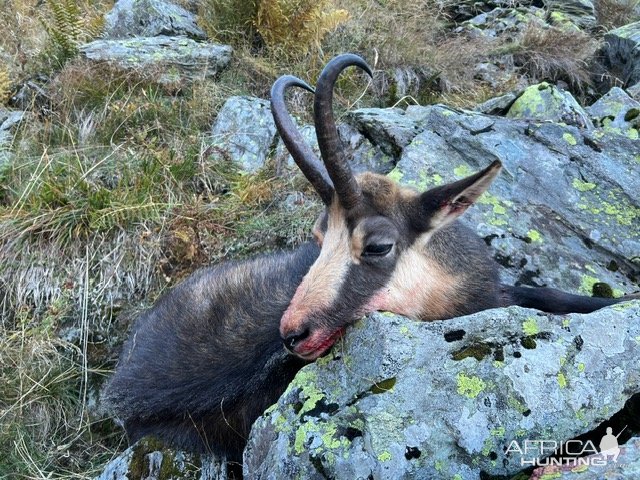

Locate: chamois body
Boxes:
[104,220,502,460]
[104,244,316,459]
[105,54,638,462]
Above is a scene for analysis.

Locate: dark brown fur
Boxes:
[103,244,317,461]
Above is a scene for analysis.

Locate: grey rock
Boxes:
[390,104,639,295]
[210,96,277,173]
[10,79,48,111]
[273,120,395,177]
[345,107,423,157]
[245,303,640,479]
[628,82,640,100]
[458,6,547,38]
[604,21,640,87]
[97,437,229,480]
[587,86,640,130]
[373,66,440,101]
[507,82,593,128]
[545,0,596,30]
[530,436,640,478]
[337,122,395,174]
[103,0,206,39]
[0,109,26,165]
[0,109,25,131]
[79,36,232,83]
[474,92,519,115]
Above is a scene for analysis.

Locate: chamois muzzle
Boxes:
[283,327,310,352]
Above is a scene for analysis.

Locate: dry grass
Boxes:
[0,295,125,478]
[512,24,599,91]
[595,0,640,30]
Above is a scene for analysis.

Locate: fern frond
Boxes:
[41,0,102,63]
[256,0,350,57]
[0,66,10,105]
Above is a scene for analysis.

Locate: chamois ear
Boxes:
[413,161,502,233]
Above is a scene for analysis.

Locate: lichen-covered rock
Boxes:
[272,116,395,176]
[0,109,26,164]
[390,104,638,296]
[474,91,518,115]
[544,0,596,30]
[103,0,206,39]
[530,436,640,478]
[587,86,640,134]
[97,437,229,480]
[210,96,277,173]
[345,107,424,158]
[604,21,640,87]
[507,82,593,128]
[457,6,547,38]
[245,304,640,479]
[79,36,232,83]
[337,123,395,174]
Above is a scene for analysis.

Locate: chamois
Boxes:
[104,54,639,462]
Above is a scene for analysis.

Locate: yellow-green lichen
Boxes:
[577,363,585,373]
[557,373,567,388]
[572,178,596,192]
[320,423,343,450]
[527,229,543,243]
[579,275,599,296]
[456,373,486,398]
[507,83,550,119]
[482,437,494,456]
[453,164,473,177]
[294,422,320,454]
[522,317,539,336]
[491,426,505,437]
[453,475,463,480]
[562,318,570,328]
[507,395,528,414]
[562,132,577,146]
[435,459,445,472]
[539,473,562,480]
[387,168,404,183]
[377,451,392,462]
[477,192,512,226]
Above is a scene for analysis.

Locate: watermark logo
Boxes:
[505,425,627,467]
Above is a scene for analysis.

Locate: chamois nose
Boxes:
[283,327,310,351]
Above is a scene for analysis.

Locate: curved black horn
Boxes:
[271,75,334,205]
[314,54,373,210]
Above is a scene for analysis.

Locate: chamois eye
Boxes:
[362,243,393,257]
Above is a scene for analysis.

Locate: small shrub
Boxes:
[198,0,260,44]
[256,0,350,57]
[512,24,598,90]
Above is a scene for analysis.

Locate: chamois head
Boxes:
[271,54,502,360]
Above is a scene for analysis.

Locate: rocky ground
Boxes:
[1,0,640,478]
